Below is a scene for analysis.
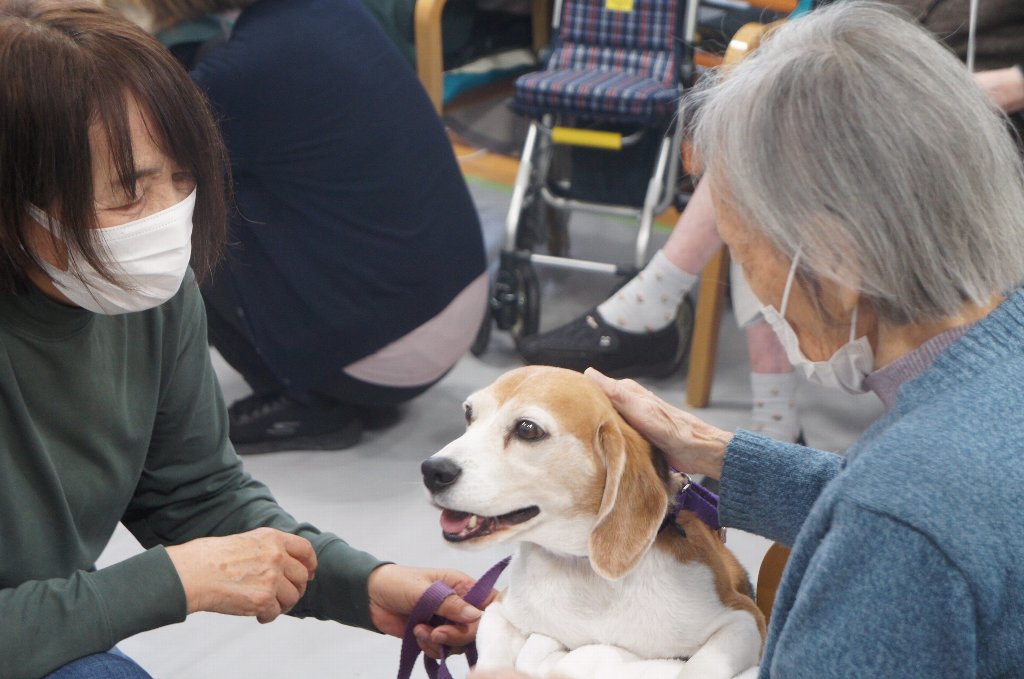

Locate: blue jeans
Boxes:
[45,649,152,679]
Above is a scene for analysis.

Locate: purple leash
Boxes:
[396,556,511,679]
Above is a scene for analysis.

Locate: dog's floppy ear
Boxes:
[589,419,668,579]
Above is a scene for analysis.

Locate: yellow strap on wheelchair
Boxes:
[605,0,633,12]
[551,127,623,150]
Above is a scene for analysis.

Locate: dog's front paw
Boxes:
[674,611,763,679]
[475,603,530,670]
[514,633,568,675]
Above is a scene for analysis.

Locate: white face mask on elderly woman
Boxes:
[28,188,196,315]
[759,250,874,394]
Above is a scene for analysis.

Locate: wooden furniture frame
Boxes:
[415,0,553,113]
[685,17,784,407]
[756,542,791,622]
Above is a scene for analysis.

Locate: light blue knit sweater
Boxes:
[721,289,1024,678]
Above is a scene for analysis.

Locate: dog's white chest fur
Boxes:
[499,543,732,659]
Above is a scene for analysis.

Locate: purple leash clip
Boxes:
[676,474,721,531]
[660,473,723,540]
[396,556,511,679]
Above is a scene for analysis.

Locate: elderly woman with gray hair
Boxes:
[478,1,1024,677]
[480,3,1024,674]
[577,1,1024,677]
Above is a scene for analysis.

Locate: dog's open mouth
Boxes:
[439,506,540,542]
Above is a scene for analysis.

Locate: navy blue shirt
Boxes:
[191,0,485,390]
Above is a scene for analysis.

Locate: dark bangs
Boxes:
[0,0,229,293]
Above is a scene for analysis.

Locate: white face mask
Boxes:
[28,188,196,315]
[759,250,874,394]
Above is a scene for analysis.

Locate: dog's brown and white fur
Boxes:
[422,367,765,678]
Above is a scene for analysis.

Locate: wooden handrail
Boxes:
[746,0,797,12]
[724,21,780,66]
[414,0,448,113]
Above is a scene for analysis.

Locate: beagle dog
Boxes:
[422,366,766,679]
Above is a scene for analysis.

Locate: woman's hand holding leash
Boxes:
[585,368,733,480]
[369,563,492,659]
[167,530,492,662]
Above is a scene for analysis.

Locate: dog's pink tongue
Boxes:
[440,509,474,534]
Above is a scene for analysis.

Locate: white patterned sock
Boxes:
[597,250,697,333]
[749,371,801,443]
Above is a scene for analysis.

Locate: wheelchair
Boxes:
[475,0,700,353]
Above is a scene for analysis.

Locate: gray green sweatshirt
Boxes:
[0,272,385,678]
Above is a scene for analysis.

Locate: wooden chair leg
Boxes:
[414,0,448,114]
[686,246,729,408]
[756,542,791,624]
[684,22,782,408]
[531,0,552,53]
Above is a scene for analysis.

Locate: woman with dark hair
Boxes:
[0,2,483,676]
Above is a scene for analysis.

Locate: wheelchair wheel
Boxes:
[492,256,540,341]
[510,262,540,341]
[515,186,570,258]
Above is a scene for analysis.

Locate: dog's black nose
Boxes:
[421,457,462,493]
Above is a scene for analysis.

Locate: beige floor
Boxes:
[98,178,884,678]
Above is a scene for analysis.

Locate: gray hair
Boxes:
[690,1,1024,324]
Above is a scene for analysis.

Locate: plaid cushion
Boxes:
[514,67,680,124]
[513,0,680,124]
[560,0,677,53]
[549,43,675,85]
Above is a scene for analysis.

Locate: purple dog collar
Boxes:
[662,474,721,535]
[396,556,511,679]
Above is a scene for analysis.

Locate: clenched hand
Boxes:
[166,527,317,623]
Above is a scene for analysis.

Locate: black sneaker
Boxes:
[517,297,694,378]
[355,404,404,431]
[228,391,363,455]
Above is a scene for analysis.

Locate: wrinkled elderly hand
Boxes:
[368,563,495,659]
[973,66,1024,114]
[585,368,733,479]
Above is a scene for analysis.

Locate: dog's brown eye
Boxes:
[464,404,473,425]
[515,419,545,441]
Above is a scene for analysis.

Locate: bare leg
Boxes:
[661,179,724,276]
[745,320,793,374]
